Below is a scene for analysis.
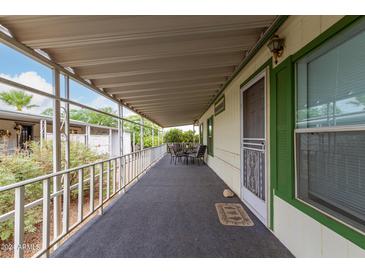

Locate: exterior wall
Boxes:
[274,196,365,257]
[0,118,132,156]
[198,15,365,257]
[0,119,18,153]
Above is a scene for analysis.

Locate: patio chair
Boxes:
[188,145,206,165]
[170,146,184,164]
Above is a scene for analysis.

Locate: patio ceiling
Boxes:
[0,16,277,127]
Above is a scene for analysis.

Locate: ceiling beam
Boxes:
[130,98,211,108]
[109,82,222,96]
[105,77,224,94]
[124,93,214,103]
[77,52,243,79]
[115,87,217,99]
[138,103,207,112]
[93,68,232,89]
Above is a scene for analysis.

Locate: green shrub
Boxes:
[0,140,106,241]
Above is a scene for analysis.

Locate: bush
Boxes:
[0,140,105,241]
[163,129,199,143]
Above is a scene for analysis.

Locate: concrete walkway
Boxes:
[53,155,293,258]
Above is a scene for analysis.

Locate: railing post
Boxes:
[108,128,113,158]
[99,163,103,215]
[132,132,136,152]
[78,169,84,222]
[118,106,123,194]
[140,117,144,150]
[119,105,124,156]
[113,159,116,195]
[119,157,124,194]
[152,128,154,147]
[106,160,110,199]
[52,68,62,246]
[128,155,131,188]
[133,154,136,179]
[89,165,95,212]
[42,179,50,258]
[156,131,158,146]
[123,157,126,193]
[63,75,70,235]
[85,125,91,148]
[14,186,25,258]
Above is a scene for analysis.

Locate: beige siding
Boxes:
[198,15,365,256]
[274,196,365,257]
[199,15,344,197]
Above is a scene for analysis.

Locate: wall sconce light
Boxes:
[267,35,285,64]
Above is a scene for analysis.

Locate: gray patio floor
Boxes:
[53,155,293,258]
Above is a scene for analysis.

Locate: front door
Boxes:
[18,125,33,150]
[240,74,267,225]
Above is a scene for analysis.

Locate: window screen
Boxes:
[296,18,365,232]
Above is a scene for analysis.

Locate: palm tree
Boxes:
[0,90,38,111]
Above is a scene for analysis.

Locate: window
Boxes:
[295,18,365,232]
[207,116,214,156]
[199,123,203,144]
[0,43,53,94]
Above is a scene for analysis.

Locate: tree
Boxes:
[42,106,117,127]
[182,130,199,143]
[123,114,160,148]
[163,128,199,143]
[0,90,38,111]
[163,128,184,143]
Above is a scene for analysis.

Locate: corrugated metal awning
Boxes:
[0,16,277,127]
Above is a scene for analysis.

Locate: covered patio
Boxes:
[53,155,292,258]
[1,15,364,258]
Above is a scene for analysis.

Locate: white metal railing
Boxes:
[0,144,167,258]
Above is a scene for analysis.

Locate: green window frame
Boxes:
[199,123,203,144]
[270,16,365,249]
[295,17,365,234]
[207,116,214,156]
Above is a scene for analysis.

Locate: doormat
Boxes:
[215,203,254,227]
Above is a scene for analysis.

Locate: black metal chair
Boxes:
[188,145,206,165]
[170,146,184,164]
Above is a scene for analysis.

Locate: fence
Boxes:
[0,144,166,258]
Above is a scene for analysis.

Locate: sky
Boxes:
[0,42,136,118]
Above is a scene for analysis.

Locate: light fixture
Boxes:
[267,35,285,64]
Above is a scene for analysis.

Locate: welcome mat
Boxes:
[215,203,254,227]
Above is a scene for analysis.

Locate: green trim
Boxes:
[270,56,294,230]
[214,94,225,116]
[198,15,289,121]
[207,115,214,156]
[270,15,365,249]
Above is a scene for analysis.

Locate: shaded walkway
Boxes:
[53,156,293,257]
